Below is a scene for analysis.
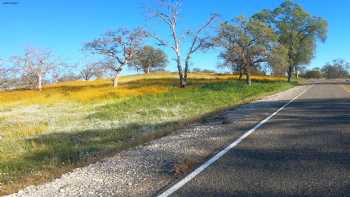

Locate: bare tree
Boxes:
[322,59,350,79]
[84,28,147,88]
[147,0,218,87]
[13,48,56,91]
[80,62,104,80]
[0,60,14,89]
[56,73,80,82]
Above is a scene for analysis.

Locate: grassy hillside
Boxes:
[0,72,292,194]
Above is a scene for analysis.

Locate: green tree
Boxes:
[303,68,322,79]
[217,47,244,79]
[254,0,328,82]
[269,45,289,76]
[131,45,168,74]
[215,16,286,85]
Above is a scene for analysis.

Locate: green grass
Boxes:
[91,80,292,122]
[0,75,294,195]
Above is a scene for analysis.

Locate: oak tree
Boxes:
[215,16,285,85]
[254,0,328,82]
[148,0,218,87]
[80,62,105,80]
[84,28,147,87]
[0,60,16,89]
[13,48,56,91]
[131,45,168,74]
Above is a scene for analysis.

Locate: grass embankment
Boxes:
[0,72,293,195]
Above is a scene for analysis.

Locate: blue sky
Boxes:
[1,0,349,75]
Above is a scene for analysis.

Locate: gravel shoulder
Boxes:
[9,85,308,197]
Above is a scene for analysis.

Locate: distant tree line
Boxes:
[0,0,329,90]
[303,59,349,79]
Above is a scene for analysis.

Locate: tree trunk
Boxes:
[287,52,294,82]
[246,72,251,86]
[239,69,243,80]
[287,66,293,82]
[113,74,120,88]
[182,59,191,88]
[180,75,187,88]
[178,72,186,88]
[244,66,251,86]
[294,67,299,79]
[112,63,126,88]
[176,55,187,88]
[178,71,187,88]
[37,74,42,91]
[144,66,150,74]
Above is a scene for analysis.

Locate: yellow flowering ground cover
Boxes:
[0,72,291,195]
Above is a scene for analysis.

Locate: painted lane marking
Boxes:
[158,85,312,197]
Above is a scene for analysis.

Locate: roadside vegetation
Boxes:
[0,0,329,195]
[0,72,292,194]
[302,59,350,79]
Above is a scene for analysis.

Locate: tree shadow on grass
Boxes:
[0,118,197,187]
[21,122,182,165]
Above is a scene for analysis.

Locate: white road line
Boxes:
[158,85,312,197]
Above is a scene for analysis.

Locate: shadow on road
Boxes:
[173,96,350,197]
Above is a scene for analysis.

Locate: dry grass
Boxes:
[343,85,350,92]
[173,158,201,176]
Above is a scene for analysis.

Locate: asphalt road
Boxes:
[169,80,350,196]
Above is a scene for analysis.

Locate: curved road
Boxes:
[165,80,350,196]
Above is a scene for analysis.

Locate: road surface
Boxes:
[164,80,350,196]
